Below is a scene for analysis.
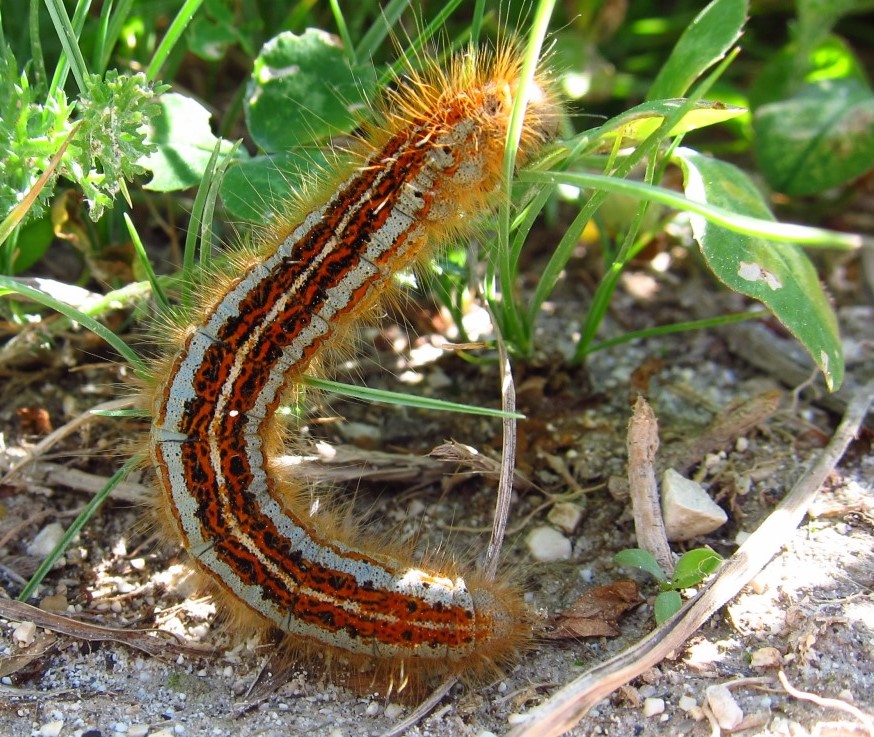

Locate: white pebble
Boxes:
[128,726,149,737]
[547,502,583,534]
[37,722,64,737]
[525,526,571,562]
[365,701,381,716]
[678,695,697,712]
[26,522,65,557]
[384,703,403,719]
[706,684,743,730]
[661,469,727,542]
[750,646,782,668]
[642,697,665,717]
[12,621,37,647]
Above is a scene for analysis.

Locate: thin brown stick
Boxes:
[0,599,213,660]
[627,396,673,575]
[505,378,874,737]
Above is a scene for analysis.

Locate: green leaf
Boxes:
[674,147,843,391]
[246,28,377,151]
[596,99,746,143]
[647,0,748,100]
[220,150,330,223]
[140,93,243,192]
[654,590,683,625]
[9,215,54,274]
[753,79,874,196]
[671,548,723,589]
[613,548,667,583]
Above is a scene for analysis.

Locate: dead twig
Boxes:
[627,396,673,576]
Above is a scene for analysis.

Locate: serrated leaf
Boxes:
[674,147,843,391]
[140,93,242,192]
[220,149,330,223]
[613,548,667,583]
[648,0,749,100]
[245,29,377,151]
[753,79,874,196]
[654,590,683,625]
[672,548,723,589]
[597,100,746,144]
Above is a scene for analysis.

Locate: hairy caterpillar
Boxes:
[143,43,560,687]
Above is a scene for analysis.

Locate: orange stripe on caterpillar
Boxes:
[146,44,559,680]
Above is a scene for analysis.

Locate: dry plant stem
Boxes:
[483,333,517,582]
[0,397,133,486]
[379,676,458,737]
[0,599,213,660]
[627,396,673,576]
[505,378,874,737]
[777,670,874,737]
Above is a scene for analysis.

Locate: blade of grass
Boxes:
[492,0,556,354]
[146,0,205,82]
[354,0,410,63]
[99,0,133,73]
[17,456,142,602]
[586,310,766,354]
[303,377,524,420]
[0,275,147,375]
[44,0,91,94]
[124,212,169,312]
[520,170,871,250]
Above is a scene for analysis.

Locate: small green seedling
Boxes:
[614,547,723,625]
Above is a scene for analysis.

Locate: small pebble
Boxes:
[384,703,403,720]
[661,469,727,541]
[706,684,743,730]
[642,697,665,717]
[365,701,381,717]
[678,695,697,712]
[26,522,65,557]
[128,726,149,737]
[12,621,37,646]
[547,502,583,534]
[525,526,571,562]
[37,722,64,737]
[750,646,782,668]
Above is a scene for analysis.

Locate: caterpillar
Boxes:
[142,42,560,689]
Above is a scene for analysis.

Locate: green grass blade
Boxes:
[520,170,870,250]
[44,0,91,93]
[303,377,525,420]
[17,456,142,602]
[0,275,147,375]
[146,0,205,82]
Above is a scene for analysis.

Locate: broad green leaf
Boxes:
[796,0,874,53]
[654,590,683,625]
[596,99,746,143]
[613,548,667,583]
[647,0,748,101]
[220,149,329,223]
[753,79,874,196]
[674,147,843,391]
[672,548,723,589]
[141,93,242,192]
[245,29,377,151]
[750,35,869,110]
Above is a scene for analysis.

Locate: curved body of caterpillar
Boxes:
[146,47,559,680]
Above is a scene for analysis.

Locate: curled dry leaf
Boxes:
[546,580,643,639]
